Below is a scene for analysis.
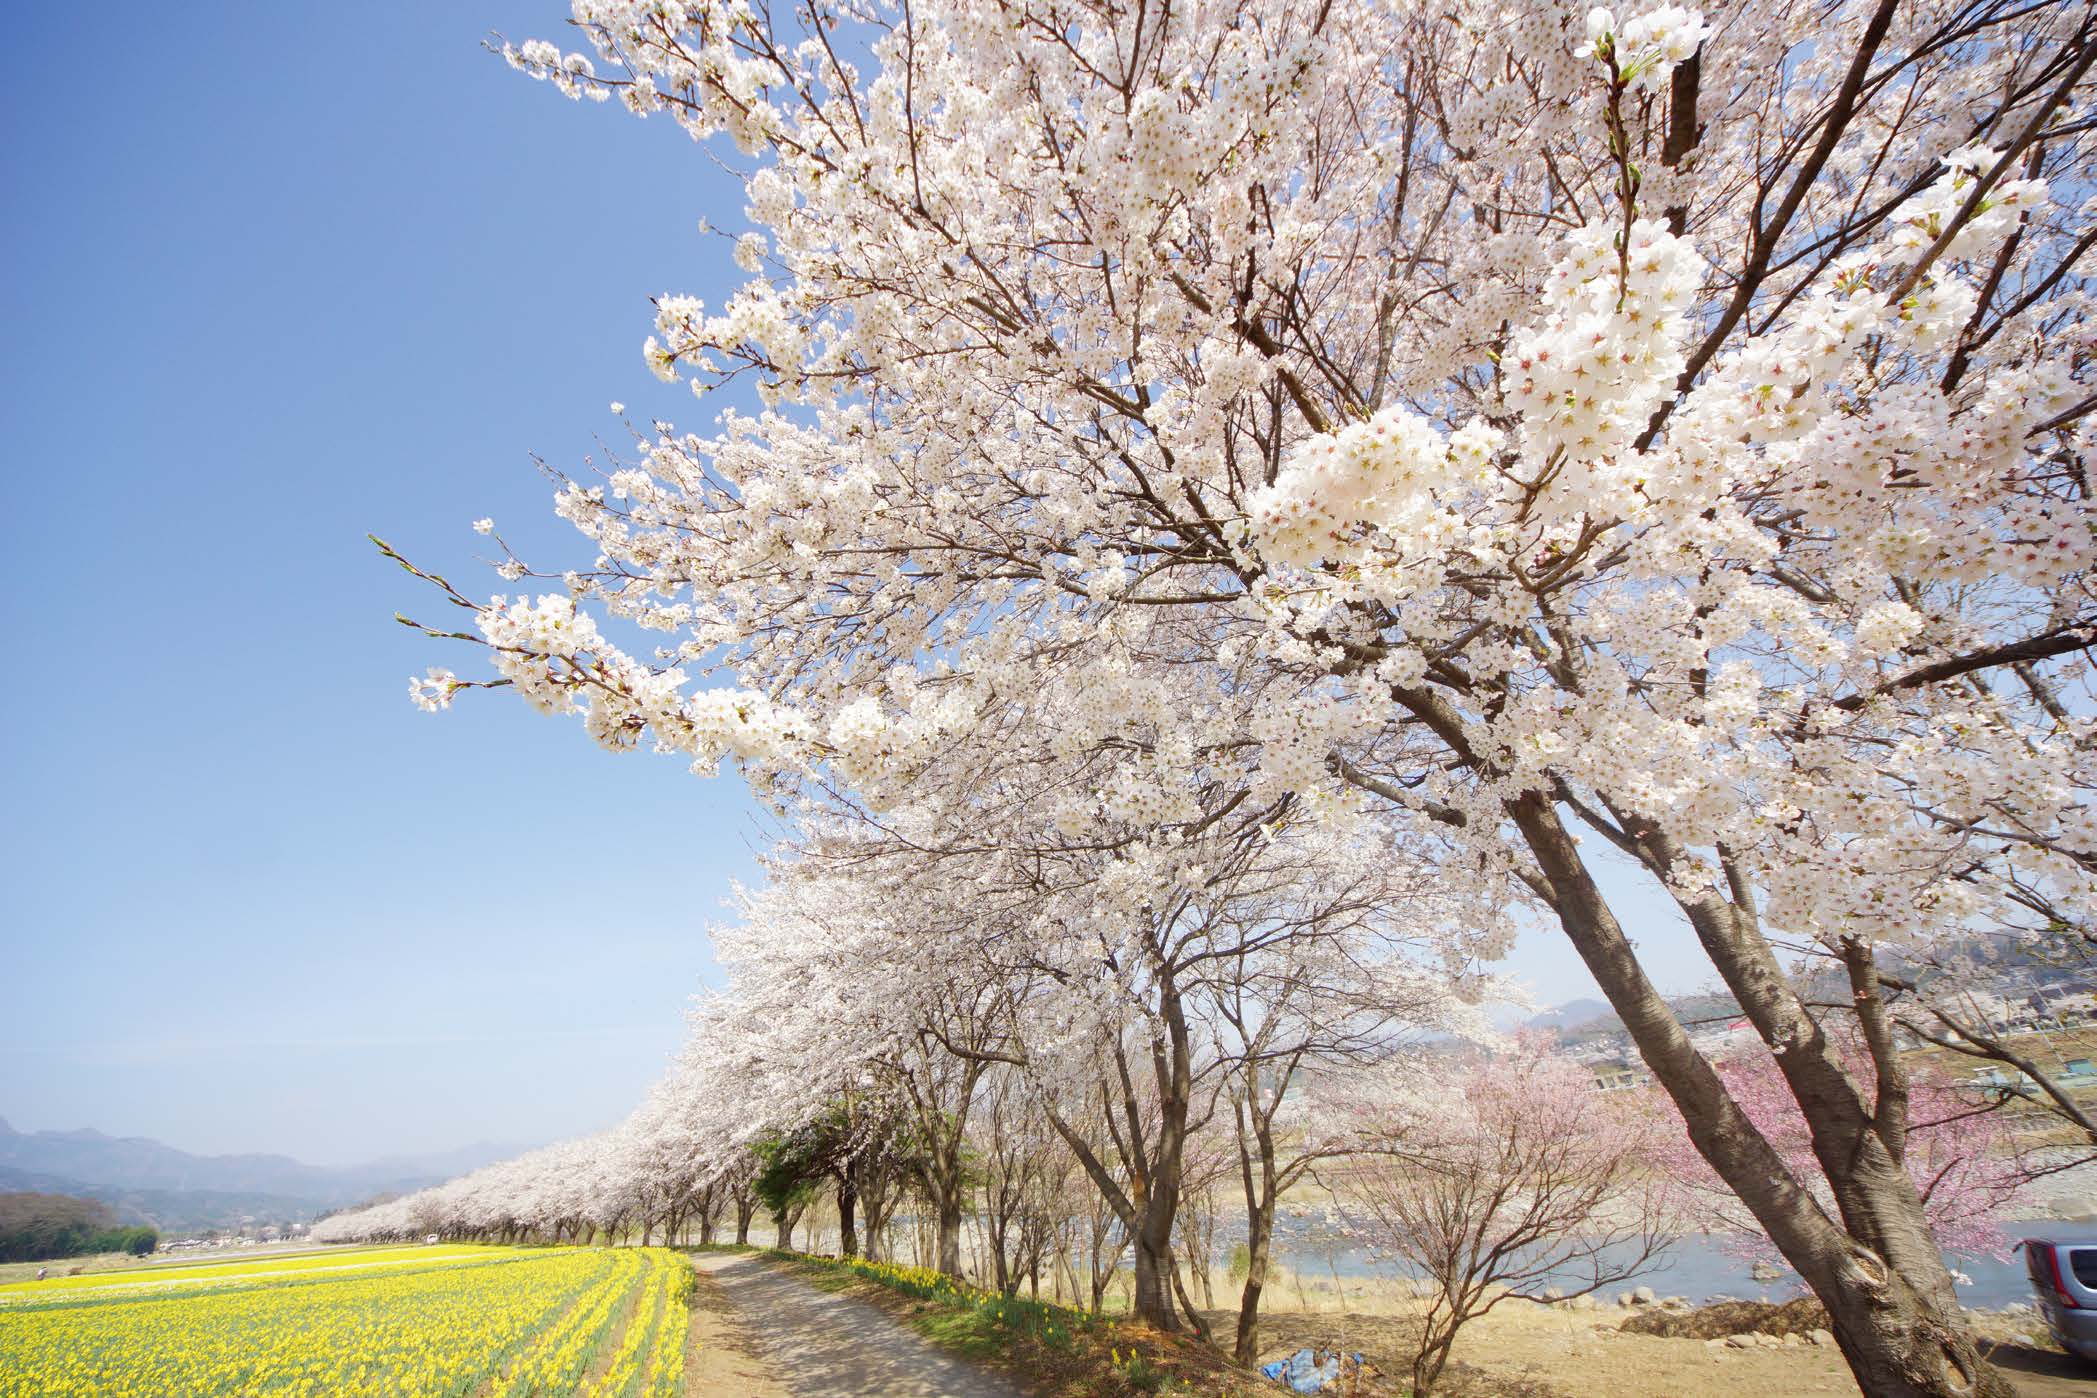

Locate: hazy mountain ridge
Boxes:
[1530,991,1749,1048]
[1520,997,1612,1033]
[1520,936,2095,1053]
[0,1119,523,1230]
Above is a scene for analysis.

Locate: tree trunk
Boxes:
[1508,792,2014,1398]
[837,1177,859,1259]
[986,1179,1017,1296]
[861,1183,889,1264]
[935,1186,964,1278]
[1130,1217,1179,1332]
[1087,1203,1124,1313]
[990,1222,1013,1296]
[1413,1321,1457,1398]
[1233,1210,1272,1365]
[854,1156,891,1264]
[862,1202,884,1262]
[1042,1005,1195,1331]
[696,1186,718,1246]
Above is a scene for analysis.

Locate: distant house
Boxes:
[1592,1063,1651,1093]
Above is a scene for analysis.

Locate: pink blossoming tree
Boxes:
[1652,1045,2025,1269]
[1328,1051,1677,1397]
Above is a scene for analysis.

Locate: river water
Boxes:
[1269,1227,2054,1310]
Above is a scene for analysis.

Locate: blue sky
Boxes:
[1,2,1701,1167]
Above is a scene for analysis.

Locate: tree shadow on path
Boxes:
[691,1252,1027,1398]
[1978,1338,2095,1398]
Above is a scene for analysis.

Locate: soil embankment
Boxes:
[1221,1289,2093,1398]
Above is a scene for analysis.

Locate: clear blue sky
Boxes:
[0,2,1698,1168]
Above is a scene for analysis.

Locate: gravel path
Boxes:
[689,1252,1028,1398]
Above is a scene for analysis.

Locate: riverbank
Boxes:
[1258,1204,2094,1312]
[731,1247,2091,1398]
[1224,1287,2091,1398]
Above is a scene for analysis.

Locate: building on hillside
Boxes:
[1686,1018,1760,1058]
[1591,1062,1652,1093]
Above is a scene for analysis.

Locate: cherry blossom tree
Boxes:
[962,820,1486,1331]
[973,1067,1081,1298]
[1651,1044,2026,1267]
[389,0,2097,1390]
[1327,1052,1677,1398]
[697,853,1013,1276]
[1214,947,1402,1363]
[314,1016,799,1250]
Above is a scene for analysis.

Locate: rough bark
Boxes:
[1510,792,2014,1398]
[1233,1208,1272,1364]
[857,1155,893,1263]
[935,1188,964,1278]
[774,1200,806,1252]
[1130,1217,1179,1330]
[837,1176,859,1258]
[734,1186,757,1246]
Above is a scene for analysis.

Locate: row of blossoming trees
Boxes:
[316,821,1527,1365]
[364,0,2096,1392]
[310,869,2018,1393]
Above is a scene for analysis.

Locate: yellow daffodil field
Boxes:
[0,1244,692,1398]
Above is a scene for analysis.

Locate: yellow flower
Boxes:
[0,1243,698,1398]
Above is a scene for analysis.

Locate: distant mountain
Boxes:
[1524,997,1612,1033]
[1522,933,2097,1048]
[0,1119,523,1231]
[1523,990,1749,1049]
[0,1117,343,1199]
[351,1141,524,1186]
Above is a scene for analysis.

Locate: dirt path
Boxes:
[688,1253,1027,1398]
[1980,1339,2097,1398]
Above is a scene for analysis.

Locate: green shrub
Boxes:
[0,1194,157,1263]
[771,1250,1101,1346]
[1113,1347,1170,1393]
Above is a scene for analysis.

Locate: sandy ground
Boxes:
[685,1260,790,1398]
[1241,1297,1854,1398]
[1228,1288,2097,1398]
[689,1252,1028,1398]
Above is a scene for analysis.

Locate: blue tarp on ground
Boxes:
[1258,1347,1353,1393]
